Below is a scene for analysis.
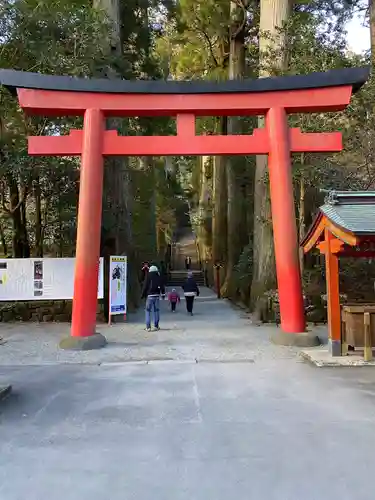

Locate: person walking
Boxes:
[182,271,200,316]
[168,288,181,312]
[141,261,149,284]
[141,265,165,332]
[184,256,191,270]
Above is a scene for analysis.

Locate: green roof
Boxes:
[320,191,375,234]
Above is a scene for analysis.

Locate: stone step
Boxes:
[167,271,205,287]
[168,280,205,287]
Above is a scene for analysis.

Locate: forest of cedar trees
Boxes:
[0,0,374,318]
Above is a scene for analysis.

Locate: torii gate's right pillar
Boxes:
[266,107,306,335]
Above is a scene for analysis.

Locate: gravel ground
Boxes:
[0,288,304,366]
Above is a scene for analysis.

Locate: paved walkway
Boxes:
[0,288,292,366]
[0,288,375,499]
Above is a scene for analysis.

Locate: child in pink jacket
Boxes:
[168,289,180,312]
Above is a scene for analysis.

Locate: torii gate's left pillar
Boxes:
[59,109,107,350]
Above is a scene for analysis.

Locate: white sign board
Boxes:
[0,258,104,301]
[109,256,127,316]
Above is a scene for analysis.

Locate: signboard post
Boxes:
[108,256,127,325]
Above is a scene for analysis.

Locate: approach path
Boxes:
[0,288,374,499]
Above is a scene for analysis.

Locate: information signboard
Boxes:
[109,256,127,322]
[0,258,104,301]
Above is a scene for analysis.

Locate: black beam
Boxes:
[0,66,370,96]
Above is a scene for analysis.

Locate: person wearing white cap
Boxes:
[141,265,165,331]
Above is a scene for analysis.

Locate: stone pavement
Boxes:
[302,346,375,367]
[0,288,293,366]
[1,288,375,500]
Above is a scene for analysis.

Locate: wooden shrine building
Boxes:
[301,191,375,357]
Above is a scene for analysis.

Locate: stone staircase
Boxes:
[167,270,205,288]
[172,226,200,271]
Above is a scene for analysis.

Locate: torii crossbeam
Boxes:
[0,66,369,349]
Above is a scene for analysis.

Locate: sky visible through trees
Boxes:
[347,13,370,52]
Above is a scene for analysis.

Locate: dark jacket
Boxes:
[141,271,166,299]
[182,277,200,296]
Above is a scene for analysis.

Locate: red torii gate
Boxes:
[0,67,369,349]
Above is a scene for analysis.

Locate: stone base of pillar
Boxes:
[271,330,320,348]
[328,338,342,357]
[59,333,107,351]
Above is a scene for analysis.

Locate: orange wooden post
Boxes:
[324,229,342,356]
[341,310,348,356]
[71,109,104,339]
[266,107,305,334]
[363,312,372,361]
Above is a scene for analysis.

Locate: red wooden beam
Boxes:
[177,113,195,136]
[17,86,353,117]
[28,128,342,157]
[291,129,342,152]
[318,239,344,254]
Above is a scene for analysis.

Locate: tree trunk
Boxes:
[370,0,375,67]
[34,176,43,257]
[20,199,30,257]
[93,0,129,254]
[0,222,7,256]
[58,202,63,257]
[8,176,30,258]
[132,159,157,263]
[298,171,305,274]
[198,155,212,264]
[9,178,22,257]
[93,0,140,311]
[93,0,121,50]
[212,118,227,266]
[222,0,246,296]
[250,0,292,316]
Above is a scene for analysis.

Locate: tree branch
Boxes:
[2,176,29,216]
[196,27,219,67]
[230,0,248,40]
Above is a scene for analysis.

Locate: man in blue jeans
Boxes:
[141,265,166,332]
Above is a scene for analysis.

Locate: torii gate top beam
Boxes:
[0,66,369,117]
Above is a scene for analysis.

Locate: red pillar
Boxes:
[71,109,104,338]
[215,266,221,299]
[266,107,305,333]
[324,229,341,356]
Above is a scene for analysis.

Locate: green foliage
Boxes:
[156,0,230,79]
[0,0,113,75]
[0,0,114,256]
